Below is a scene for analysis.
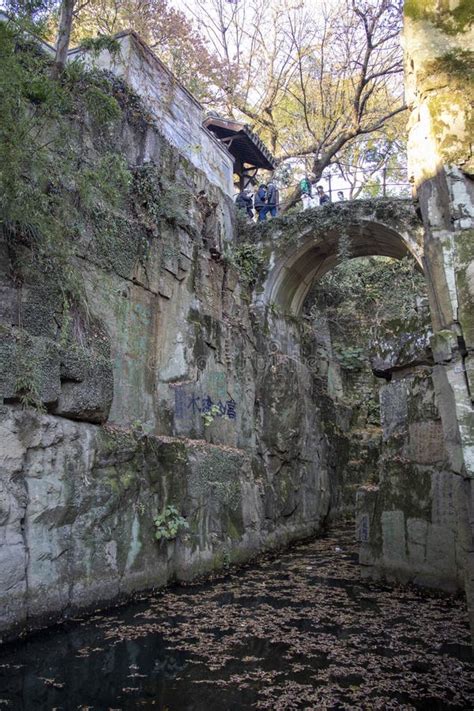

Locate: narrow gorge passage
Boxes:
[0,525,472,710]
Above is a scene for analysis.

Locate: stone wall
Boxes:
[403,1,474,636]
[2,7,472,640]
[69,32,235,197]
[1,405,320,637]
[356,369,466,591]
[0,40,332,637]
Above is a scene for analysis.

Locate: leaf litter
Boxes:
[0,525,472,709]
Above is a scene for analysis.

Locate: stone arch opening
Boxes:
[297,250,432,523]
[256,201,424,316]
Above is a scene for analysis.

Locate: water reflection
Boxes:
[0,527,472,710]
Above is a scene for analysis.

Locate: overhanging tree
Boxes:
[191,0,406,206]
[63,0,235,103]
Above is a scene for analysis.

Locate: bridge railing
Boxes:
[277,180,412,211]
[239,180,412,219]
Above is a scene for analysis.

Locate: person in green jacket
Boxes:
[300,176,312,210]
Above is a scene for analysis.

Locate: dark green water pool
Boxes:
[0,527,472,710]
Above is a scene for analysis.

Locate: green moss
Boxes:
[426,50,474,84]
[0,24,137,309]
[405,0,474,33]
[226,518,243,541]
[426,93,472,164]
[133,164,195,236]
[380,461,432,519]
[455,231,474,345]
[195,449,244,511]
[423,53,473,160]
[104,465,139,495]
[84,85,121,125]
[153,440,188,469]
[404,0,436,21]
[120,470,136,489]
[80,35,121,56]
[455,229,474,265]
[97,427,137,451]
[225,242,267,289]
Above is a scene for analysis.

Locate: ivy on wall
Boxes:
[0,22,133,310]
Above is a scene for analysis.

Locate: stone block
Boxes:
[380,380,408,440]
[33,337,62,404]
[0,329,17,399]
[178,254,191,274]
[178,229,194,260]
[406,370,439,422]
[355,486,380,567]
[381,510,406,564]
[464,354,474,402]
[370,316,432,377]
[408,420,446,464]
[54,358,113,424]
[407,518,428,565]
[0,332,61,405]
[19,285,60,339]
[158,273,174,299]
[426,524,457,580]
[454,229,474,349]
[60,347,89,383]
[431,470,456,527]
[432,364,466,474]
[0,239,10,279]
[430,329,457,363]
[162,244,179,276]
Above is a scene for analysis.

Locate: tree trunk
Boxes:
[281,160,326,213]
[52,0,75,79]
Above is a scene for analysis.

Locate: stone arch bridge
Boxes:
[243,198,424,316]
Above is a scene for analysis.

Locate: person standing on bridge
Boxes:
[254,184,268,222]
[316,185,331,205]
[300,176,312,210]
[235,189,254,219]
[265,180,278,218]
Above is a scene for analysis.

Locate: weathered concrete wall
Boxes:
[404,1,474,636]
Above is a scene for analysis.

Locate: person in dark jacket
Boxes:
[254,184,267,221]
[265,180,278,218]
[316,185,330,205]
[235,189,254,218]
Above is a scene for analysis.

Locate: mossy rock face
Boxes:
[193,448,244,511]
[0,307,114,422]
[96,427,138,460]
[455,231,474,348]
[406,371,440,423]
[379,460,432,522]
[405,0,474,34]
[424,49,474,87]
[405,5,473,173]
[87,211,151,279]
[426,91,473,170]
[188,309,223,367]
